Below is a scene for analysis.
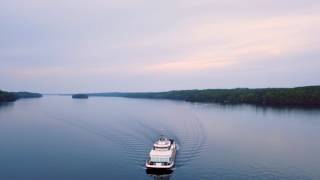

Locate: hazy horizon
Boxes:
[1,0,320,93]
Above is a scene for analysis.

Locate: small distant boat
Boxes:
[146,136,177,170]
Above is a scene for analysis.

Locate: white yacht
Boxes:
[146,136,177,170]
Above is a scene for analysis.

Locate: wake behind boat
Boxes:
[146,136,177,170]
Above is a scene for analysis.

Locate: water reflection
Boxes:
[146,169,173,180]
[191,101,320,114]
[1,96,320,179]
[0,102,14,112]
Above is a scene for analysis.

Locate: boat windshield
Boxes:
[154,146,169,150]
[150,156,170,163]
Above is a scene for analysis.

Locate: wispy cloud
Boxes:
[0,0,319,92]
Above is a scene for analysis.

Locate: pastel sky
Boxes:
[1,0,320,93]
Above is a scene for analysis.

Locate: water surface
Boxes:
[0,96,319,179]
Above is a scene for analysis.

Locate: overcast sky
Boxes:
[1,0,320,93]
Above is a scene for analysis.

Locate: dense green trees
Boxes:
[0,90,42,102]
[0,90,18,102]
[72,94,89,99]
[90,86,320,107]
[14,92,42,98]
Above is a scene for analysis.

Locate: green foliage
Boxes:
[0,90,42,102]
[90,86,320,107]
[72,94,89,99]
[0,90,18,102]
[14,92,42,98]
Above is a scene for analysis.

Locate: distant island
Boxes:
[0,90,17,102]
[0,90,42,102]
[87,86,320,107]
[72,94,89,99]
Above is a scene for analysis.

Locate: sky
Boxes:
[1,0,320,93]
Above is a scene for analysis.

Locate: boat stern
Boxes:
[145,160,174,169]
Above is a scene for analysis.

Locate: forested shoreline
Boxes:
[89,86,320,107]
[72,94,89,99]
[0,90,42,102]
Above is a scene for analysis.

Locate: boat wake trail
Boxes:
[40,102,207,169]
[117,106,208,169]
[173,109,207,168]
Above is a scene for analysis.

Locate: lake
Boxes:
[0,96,320,180]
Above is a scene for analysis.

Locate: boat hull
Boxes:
[146,168,173,176]
[145,161,175,169]
[146,141,177,170]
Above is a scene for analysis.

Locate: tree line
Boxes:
[0,90,42,102]
[90,86,320,107]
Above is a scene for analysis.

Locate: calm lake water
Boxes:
[0,96,320,180]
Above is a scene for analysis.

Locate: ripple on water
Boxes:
[42,105,208,171]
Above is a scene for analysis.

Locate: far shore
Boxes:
[82,86,320,108]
